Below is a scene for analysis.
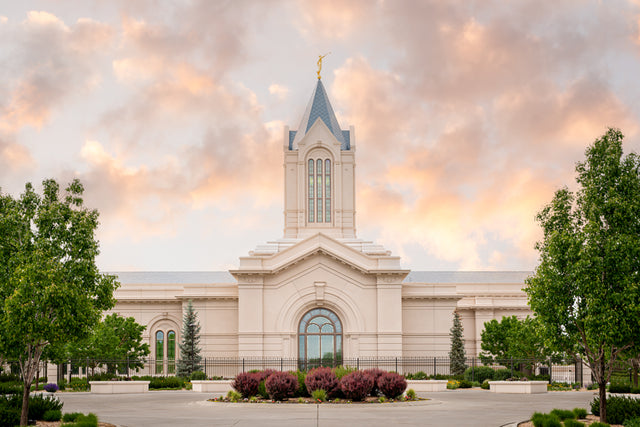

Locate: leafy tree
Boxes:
[449,311,466,375]
[0,179,118,426]
[525,128,640,422]
[177,300,202,377]
[68,314,150,375]
[480,316,549,374]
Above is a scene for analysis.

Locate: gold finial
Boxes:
[317,52,330,79]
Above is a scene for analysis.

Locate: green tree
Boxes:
[525,128,640,422]
[480,316,549,374]
[176,300,202,377]
[68,314,150,375]
[0,179,118,426]
[449,312,466,375]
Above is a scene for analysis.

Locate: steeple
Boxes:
[289,80,350,150]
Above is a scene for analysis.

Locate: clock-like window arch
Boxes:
[307,158,331,223]
[298,308,342,367]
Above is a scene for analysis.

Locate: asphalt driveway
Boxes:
[56,389,596,427]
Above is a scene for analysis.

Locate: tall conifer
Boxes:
[177,300,203,376]
[449,311,466,376]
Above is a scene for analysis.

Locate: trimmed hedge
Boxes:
[464,366,495,383]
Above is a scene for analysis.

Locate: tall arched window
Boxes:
[308,158,331,223]
[299,308,342,367]
[155,331,164,374]
[167,330,176,374]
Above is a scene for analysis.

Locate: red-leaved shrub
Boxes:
[340,371,374,401]
[305,367,339,397]
[232,372,260,398]
[364,369,386,395]
[265,371,298,401]
[256,369,277,383]
[377,372,407,399]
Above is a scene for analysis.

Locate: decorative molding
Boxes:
[314,281,326,305]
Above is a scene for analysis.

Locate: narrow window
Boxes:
[325,159,331,222]
[316,159,323,222]
[308,160,314,223]
[155,331,164,374]
[167,331,176,374]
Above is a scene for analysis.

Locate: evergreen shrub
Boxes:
[624,417,640,427]
[458,379,472,388]
[464,366,495,383]
[549,409,575,420]
[28,394,63,420]
[531,412,561,427]
[333,366,355,380]
[232,372,260,398]
[573,408,588,419]
[377,372,407,399]
[0,382,21,394]
[408,371,428,380]
[610,383,632,393]
[591,395,640,425]
[291,371,309,397]
[190,371,207,381]
[44,409,62,421]
[265,371,298,401]
[340,371,374,401]
[494,369,513,380]
[311,389,327,402]
[305,367,339,397]
[481,379,490,390]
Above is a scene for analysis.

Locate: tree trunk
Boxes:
[599,379,607,422]
[20,379,31,426]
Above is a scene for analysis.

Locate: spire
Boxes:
[290,79,350,150]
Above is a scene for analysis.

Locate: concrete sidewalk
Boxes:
[56,389,596,427]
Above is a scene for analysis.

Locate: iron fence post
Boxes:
[433,357,436,377]
[510,357,513,378]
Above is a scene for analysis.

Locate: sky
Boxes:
[1,0,640,272]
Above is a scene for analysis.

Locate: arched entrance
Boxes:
[298,308,342,368]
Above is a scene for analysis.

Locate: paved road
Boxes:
[56,389,597,427]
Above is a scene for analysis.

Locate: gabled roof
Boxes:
[290,80,350,150]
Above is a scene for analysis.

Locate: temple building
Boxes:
[109,77,532,373]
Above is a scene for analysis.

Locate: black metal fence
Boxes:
[42,356,609,386]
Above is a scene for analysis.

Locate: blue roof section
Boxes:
[291,80,349,150]
[289,130,297,150]
[110,271,530,285]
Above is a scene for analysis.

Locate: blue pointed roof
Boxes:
[290,80,350,150]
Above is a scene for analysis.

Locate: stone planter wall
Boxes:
[488,381,547,394]
[90,381,150,394]
[191,380,233,393]
[405,380,448,392]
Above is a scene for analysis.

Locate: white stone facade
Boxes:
[109,79,532,363]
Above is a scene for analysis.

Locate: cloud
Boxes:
[269,84,289,100]
[0,11,113,133]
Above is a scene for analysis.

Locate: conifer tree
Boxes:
[177,300,203,377]
[449,311,466,376]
